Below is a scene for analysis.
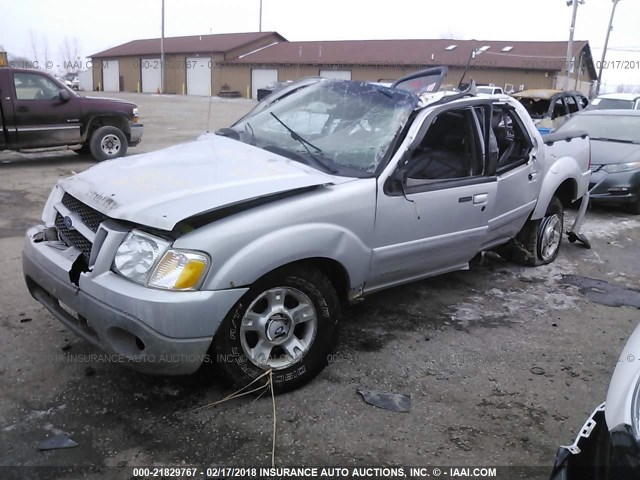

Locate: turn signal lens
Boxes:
[148,249,209,291]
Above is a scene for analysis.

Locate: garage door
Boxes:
[251,69,278,99]
[186,57,211,96]
[141,58,162,93]
[102,60,119,92]
[320,70,351,80]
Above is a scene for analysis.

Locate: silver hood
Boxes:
[60,134,344,230]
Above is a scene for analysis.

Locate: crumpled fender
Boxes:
[203,223,371,292]
[531,154,589,220]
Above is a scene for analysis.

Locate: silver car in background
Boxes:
[557,110,640,214]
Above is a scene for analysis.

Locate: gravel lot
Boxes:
[1,92,640,479]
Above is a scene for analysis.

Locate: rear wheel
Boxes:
[89,126,128,161]
[498,196,564,266]
[213,265,340,393]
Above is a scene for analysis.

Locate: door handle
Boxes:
[473,193,488,204]
[16,106,29,113]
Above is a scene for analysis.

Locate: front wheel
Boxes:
[213,265,340,393]
[89,126,128,161]
[497,196,564,266]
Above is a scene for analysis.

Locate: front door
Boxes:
[369,103,496,292]
[11,71,82,148]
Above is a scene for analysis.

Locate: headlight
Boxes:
[603,161,640,174]
[132,107,139,123]
[632,377,640,441]
[113,230,209,291]
[148,250,209,291]
[113,230,170,284]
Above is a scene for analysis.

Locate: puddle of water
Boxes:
[560,275,640,309]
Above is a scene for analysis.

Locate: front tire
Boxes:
[89,126,128,161]
[498,196,564,266]
[213,265,340,393]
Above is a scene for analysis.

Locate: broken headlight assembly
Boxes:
[112,230,209,291]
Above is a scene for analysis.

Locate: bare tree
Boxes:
[29,30,40,64]
[42,33,50,65]
[59,36,81,73]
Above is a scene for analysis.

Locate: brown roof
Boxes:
[224,39,595,78]
[91,32,286,58]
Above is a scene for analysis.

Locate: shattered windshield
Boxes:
[231,80,418,176]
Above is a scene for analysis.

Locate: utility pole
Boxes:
[563,0,583,91]
[259,0,263,32]
[597,0,621,95]
[161,0,165,94]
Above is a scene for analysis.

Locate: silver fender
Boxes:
[204,223,371,292]
[530,155,589,220]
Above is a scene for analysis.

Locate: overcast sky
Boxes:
[2,0,639,86]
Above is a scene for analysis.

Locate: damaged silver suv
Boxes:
[23,68,591,392]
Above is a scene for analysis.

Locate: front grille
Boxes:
[55,213,93,261]
[62,193,108,232]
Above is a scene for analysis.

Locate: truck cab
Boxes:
[0,67,142,160]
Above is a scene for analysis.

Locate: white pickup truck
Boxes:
[22,68,592,392]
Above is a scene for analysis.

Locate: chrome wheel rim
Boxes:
[539,214,562,261]
[239,287,317,370]
[100,134,121,156]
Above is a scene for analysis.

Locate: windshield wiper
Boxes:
[270,112,323,152]
[269,112,338,173]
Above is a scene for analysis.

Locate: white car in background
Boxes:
[589,93,640,111]
[476,85,504,95]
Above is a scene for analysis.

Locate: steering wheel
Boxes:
[34,89,45,100]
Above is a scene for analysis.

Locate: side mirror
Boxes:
[385,166,408,195]
[59,89,71,102]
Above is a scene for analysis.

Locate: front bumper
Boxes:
[550,403,640,480]
[589,168,640,205]
[22,224,247,375]
[129,123,144,146]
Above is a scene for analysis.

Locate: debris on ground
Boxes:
[357,389,411,413]
[37,433,79,451]
[530,366,546,376]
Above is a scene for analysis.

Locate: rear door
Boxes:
[485,103,539,246]
[369,100,496,291]
[11,71,82,148]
